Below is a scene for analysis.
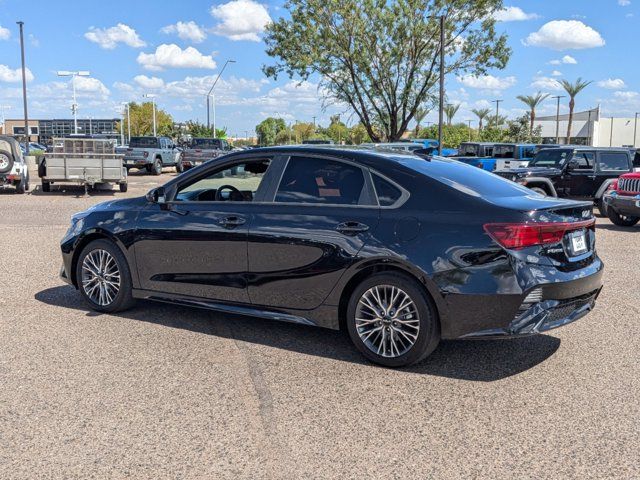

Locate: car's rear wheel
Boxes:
[607,208,639,227]
[175,156,184,173]
[346,272,439,367]
[75,239,135,313]
[152,158,162,176]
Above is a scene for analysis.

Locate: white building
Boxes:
[533,107,640,148]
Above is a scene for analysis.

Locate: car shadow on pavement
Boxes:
[35,285,561,382]
[595,223,639,233]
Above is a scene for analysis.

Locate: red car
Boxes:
[603,172,640,226]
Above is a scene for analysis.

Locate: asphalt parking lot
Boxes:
[1,169,638,479]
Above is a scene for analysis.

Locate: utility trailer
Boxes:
[38,137,128,194]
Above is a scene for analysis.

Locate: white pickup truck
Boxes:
[0,135,29,194]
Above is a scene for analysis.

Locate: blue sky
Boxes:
[0,0,638,136]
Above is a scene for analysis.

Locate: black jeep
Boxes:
[495,147,634,215]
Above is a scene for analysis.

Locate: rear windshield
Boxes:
[493,145,515,158]
[396,156,533,198]
[458,144,479,156]
[192,138,222,149]
[130,137,158,148]
[529,149,571,168]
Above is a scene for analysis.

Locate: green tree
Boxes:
[263,0,511,142]
[516,91,549,135]
[444,104,461,126]
[256,117,287,145]
[349,124,371,144]
[471,107,491,131]
[504,114,542,143]
[559,77,592,143]
[419,123,472,149]
[292,122,316,142]
[478,126,507,142]
[324,115,350,144]
[120,102,173,137]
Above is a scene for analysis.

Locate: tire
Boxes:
[596,199,607,217]
[41,181,51,193]
[14,174,26,194]
[0,149,13,174]
[152,158,162,176]
[175,156,184,173]
[346,272,440,368]
[75,239,135,313]
[119,182,128,192]
[530,186,547,196]
[24,171,29,191]
[607,207,640,227]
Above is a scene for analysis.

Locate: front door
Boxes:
[565,151,597,199]
[247,155,380,310]
[133,157,274,303]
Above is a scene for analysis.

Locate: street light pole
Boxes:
[143,94,157,136]
[551,95,565,144]
[492,99,503,129]
[57,70,90,135]
[634,112,639,148]
[126,103,131,144]
[0,105,10,132]
[467,120,472,141]
[207,59,235,134]
[438,14,445,156]
[17,21,29,154]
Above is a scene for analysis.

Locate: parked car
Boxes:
[495,147,634,216]
[602,172,640,226]
[122,136,183,175]
[360,142,426,153]
[493,143,537,170]
[452,142,497,170]
[181,137,230,170]
[410,139,457,156]
[60,146,603,367]
[0,135,29,193]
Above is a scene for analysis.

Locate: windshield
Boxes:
[458,144,479,156]
[192,138,221,149]
[130,137,158,148]
[493,145,515,158]
[529,149,571,168]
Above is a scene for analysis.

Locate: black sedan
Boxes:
[60,146,604,367]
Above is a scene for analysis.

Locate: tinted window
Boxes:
[493,145,515,158]
[522,147,536,159]
[530,149,570,168]
[599,153,629,171]
[130,137,158,148]
[373,174,402,206]
[276,157,365,205]
[573,152,595,169]
[459,144,478,156]
[192,138,222,149]
[176,160,270,202]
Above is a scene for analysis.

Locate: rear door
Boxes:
[246,154,380,310]
[565,151,597,198]
[596,151,632,185]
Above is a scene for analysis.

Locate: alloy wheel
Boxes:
[81,249,121,306]
[355,285,420,358]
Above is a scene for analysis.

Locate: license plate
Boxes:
[570,232,587,255]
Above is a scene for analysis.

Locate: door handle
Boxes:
[219,215,246,228]
[336,221,369,235]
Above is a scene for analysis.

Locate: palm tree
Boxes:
[444,104,461,126]
[471,108,491,131]
[413,107,429,137]
[516,92,549,135]
[559,78,592,143]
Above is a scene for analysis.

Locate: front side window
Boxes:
[530,149,570,168]
[275,157,366,205]
[175,159,271,202]
[598,153,629,171]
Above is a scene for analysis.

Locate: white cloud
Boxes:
[597,78,626,90]
[524,20,605,50]
[0,25,10,41]
[493,6,540,21]
[113,81,134,92]
[618,0,631,6]
[530,76,563,91]
[551,70,562,76]
[0,65,34,82]
[614,91,637,100]
[562,55,577,64]
[161,21,207,43]
[137,44,217,71]
[134,75,165,89]
[84,23,146,49]
[457,74,517,90]
[210,0,271,41]
[72,77,110,96]
[549,59,561,65]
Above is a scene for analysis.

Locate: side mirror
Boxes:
[146,186,166,204]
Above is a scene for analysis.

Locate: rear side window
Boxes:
[372,174,402,206]
[599,152,629,171]
[573,152,594,170]
[275,157,365,205]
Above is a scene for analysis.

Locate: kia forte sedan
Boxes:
[60,147,603,367]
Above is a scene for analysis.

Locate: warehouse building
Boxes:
[1,118,119,145]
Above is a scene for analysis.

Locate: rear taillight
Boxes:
[483,219,595,249]
[143,151,149,158]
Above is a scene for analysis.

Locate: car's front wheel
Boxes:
[607,208,640,227]
[75,239,135,313]
[346,272,439,367]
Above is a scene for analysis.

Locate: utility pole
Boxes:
[634,113,639,148]
[126,103,131,144]
[143,94,157,136]
[551,95,565,144]
[438,15,445,155]
[492,99,503,129]
[17,21,29,154]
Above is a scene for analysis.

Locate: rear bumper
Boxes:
[603,192,640,217]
